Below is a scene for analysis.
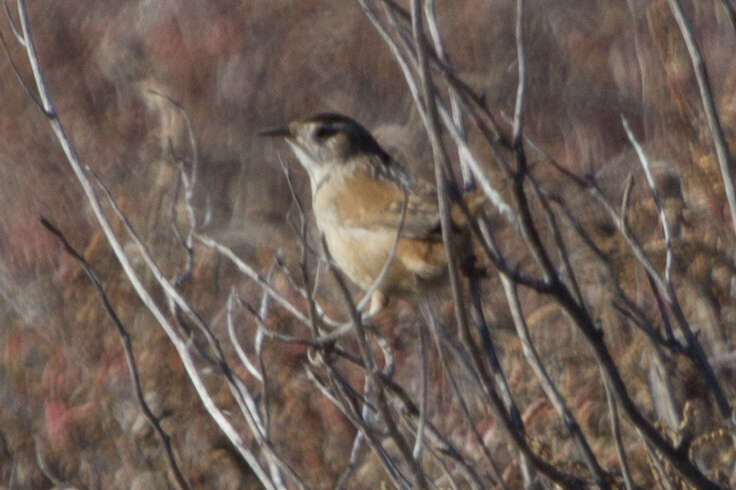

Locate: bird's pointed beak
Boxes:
[258,126,292,138]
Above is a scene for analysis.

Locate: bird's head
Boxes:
[260,113,389,191]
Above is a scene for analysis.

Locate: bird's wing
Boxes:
[333,172,443,240]
[331,164,487,240]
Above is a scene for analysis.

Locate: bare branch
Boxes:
[639,430,678,490]
[412,321,429,462]
[235,295,351,349]
[501,276,608,487]
[505,137,723,487]
[196,233,343,329]
[356,188,408,315]
[10,3,284,486]
[15,0,56,115]
[587,171,731,419]
[256,278,272,433]
[602,371,635,490]
[307,366,411,490]
[420,300,508,489]
[227,289,264,383]
[512,0,526,146]
[40,217,191,490]
[464,273,534,482]
[377,0,517,223]
[323,233,428,488]
[623,114,731,421]
[379,0,511,148]
[3,0,23,45]
[528,177,588,309]
[423,0,473,187]
[335,416,367,489]
[148,92,200,287]
[410,0,469,384]
[0,29,46,111]
[621,116,673,283]
[719,0,736,32]
[666,0,736,236]
[34,437,68,489]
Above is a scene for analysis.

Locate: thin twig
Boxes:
[499,91,722,490]
[225,292,289,487]
[511,0,526,146]
[406,8,532,484]
[423,0,473,187]
[96,175,305,487]
[0,29,44,111]
[429,447,462,490]
[719,0,736,33]
[466,269,531,479]
[412,319,429,462]
[91,170,298,467]
[335,410,368,489]
[377,0,517,223]
[420,300,508,489]
[40,217,192,490]
[601,370,635,490]
[356,188,408,314]
[227,290,263,382]
[307,366,410,489]
[256,271,273,434]
[528,177,587,309]
[365,0,519,251]
[666,0,736,236]
[34,437,69,489]
[4,0,23,44]
[196,233,342,329]
[544,170,723,487]
[646,274,677,345]
[588,172,731,418]
[379,0,511,149]
[160,98,199,286]
[323,233,428,488]
[622,116,673,283]
[235,296,359,361]
[622,118,731,418]
[502,276,609,488]
[11,3,282,485]
[639,430,678,490]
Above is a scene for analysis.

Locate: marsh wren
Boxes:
[261,113,484,315]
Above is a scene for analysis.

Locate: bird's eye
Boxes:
[314,126,337,140]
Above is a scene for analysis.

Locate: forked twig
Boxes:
[40,217,191,490]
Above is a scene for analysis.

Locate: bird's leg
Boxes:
[363,290,389,320]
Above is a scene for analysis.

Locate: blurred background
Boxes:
[1,0,735,488]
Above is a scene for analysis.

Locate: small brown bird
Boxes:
[261,113,484,315]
